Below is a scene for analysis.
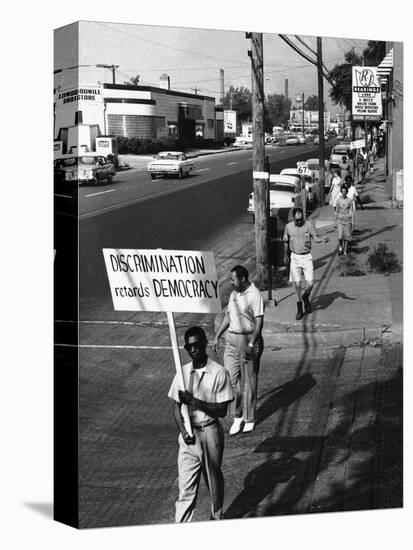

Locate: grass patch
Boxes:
[336,252,366,277]
[367,243,401,274]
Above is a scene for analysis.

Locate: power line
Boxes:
[279,35,334,86]
[93,21,249,67]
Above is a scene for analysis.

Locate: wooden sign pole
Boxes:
[166,311,193,437]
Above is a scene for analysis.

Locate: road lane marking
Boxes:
[226,162,238,165]
[85,189,116,197]
[55,343,182,350]
[54,194,73,199]
[55,319,210,327]
[195,168,210,172]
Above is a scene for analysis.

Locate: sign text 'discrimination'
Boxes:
[103,249,222,313]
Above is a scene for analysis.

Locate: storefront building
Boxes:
[54,68,217,151]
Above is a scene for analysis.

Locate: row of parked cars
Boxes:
[247,155,337,220]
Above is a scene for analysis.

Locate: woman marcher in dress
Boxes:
[335,184,354,256]
[328,169,342,212]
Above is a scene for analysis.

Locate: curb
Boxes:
[261,324,393,349]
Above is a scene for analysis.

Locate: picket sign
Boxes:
[102,248,222,437]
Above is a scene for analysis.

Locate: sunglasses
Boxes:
[184,341,205,351]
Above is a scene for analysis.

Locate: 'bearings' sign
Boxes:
[352,67,382,117]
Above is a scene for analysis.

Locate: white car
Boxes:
[304,158,332,189]
[248,175,306,218]
[298,134,307,144]
[280,167,312,205]
[285,136,300,146]
[330,144,352,166]
[147,151,194,179]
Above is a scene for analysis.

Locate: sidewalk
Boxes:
[118,145,250,168]
[261,156,403,347]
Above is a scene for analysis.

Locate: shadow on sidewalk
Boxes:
[256,373,317,425]
[224,348,402,519]
[310,291,356,311]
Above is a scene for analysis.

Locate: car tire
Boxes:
[107,174,113,185]
[151,174,157,180]
[178,169,183,179]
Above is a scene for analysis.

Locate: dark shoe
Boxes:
[296,302,304,320]
[303,294,312,314]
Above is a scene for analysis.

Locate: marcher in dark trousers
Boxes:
[283,208,329,320]
[168,326,233,522]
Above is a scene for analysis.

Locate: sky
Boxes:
[54,20,372,115]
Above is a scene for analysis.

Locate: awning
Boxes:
[377,48,393,83]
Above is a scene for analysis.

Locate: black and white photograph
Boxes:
[53,18,403,529]
[4,2,411,549]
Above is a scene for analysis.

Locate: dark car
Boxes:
[55,154,115,186]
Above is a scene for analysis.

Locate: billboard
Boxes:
[224,110,237,134]
[352,66,382,118]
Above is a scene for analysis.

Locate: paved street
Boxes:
[53,151,404,528]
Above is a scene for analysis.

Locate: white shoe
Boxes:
[229,417,244,435]
[242,421,255,433]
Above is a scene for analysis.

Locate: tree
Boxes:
[220,86,252,122]
[329,41,385,111]
[362,40,386,66]
[125,75,140,86]
[329,48,363,111]
[264,94,291,130]
[304,94,319,111]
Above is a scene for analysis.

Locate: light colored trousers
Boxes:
[175,422,224,522]
[224,332,264,422]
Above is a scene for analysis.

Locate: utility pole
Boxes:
[246,31,268,289]
[317,37,325,206]
[96,64,119,85]
[220,69,225,104]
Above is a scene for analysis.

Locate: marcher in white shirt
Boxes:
[213,265,264,435]
[168,326,233,522]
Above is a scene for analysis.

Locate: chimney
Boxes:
[159,74,170,90]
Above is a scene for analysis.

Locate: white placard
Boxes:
[352,66,382,117]
[350,139,366,150]
[103,249,222,313]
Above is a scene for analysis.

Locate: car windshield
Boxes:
[61,157,78,167]
[307,164,318,170]
[156,153,182,160]
[79,156,99,165]
[270,183,295,192]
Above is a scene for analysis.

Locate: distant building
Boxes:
[54,66,216,151]
[288,109,330,131]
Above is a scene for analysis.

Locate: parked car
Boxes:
[55,153,115,186]
[298,134,307,145]
[280,167,312,206]
[336,134,345,141]
[313,135,320,145]
[304,158,333,201]
[330,143,352,166]
[286,136,300,146]
[147,151,194,179]
[247,175,306,219]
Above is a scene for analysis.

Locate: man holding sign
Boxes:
[168,326,233,522]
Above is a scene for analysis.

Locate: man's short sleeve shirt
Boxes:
[168,358,233,424]
[228,282,264,333]
[283,220,316,254]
